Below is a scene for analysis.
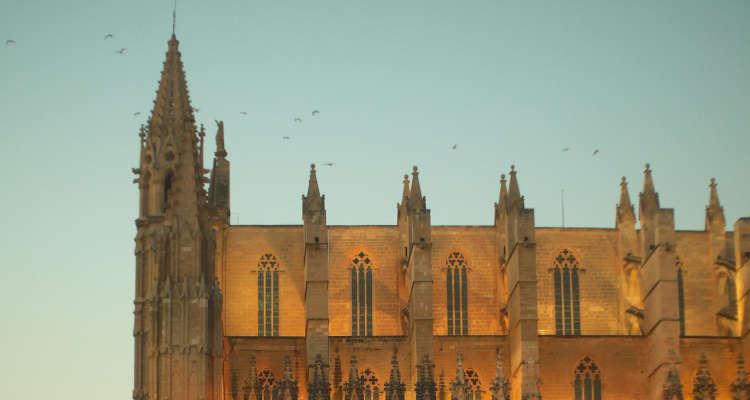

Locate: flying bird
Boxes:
[294,117,302,123]
[451,144,457,150]
[240,111,247,115]
[104,34,113,40]
[133,112,141,116]
[562,147,570,152]
[323,162,334,167]
[5,39,15,45]
[282,136,291,140]
[116,48,126,55]
[593,149,599,156]
[312,110,320,116]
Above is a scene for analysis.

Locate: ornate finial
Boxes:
[621,176,627,184]
[710,177,716,186]
[500,174,506,182]
[403,174,409,182]
[413,166,419,174]
[311,163,316,171]
[510,165,515,172]
[645,163,650,171]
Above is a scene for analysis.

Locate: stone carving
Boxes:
[692,354,716,400]
[308,354,331,400]
[489,349,510,400]
[415,356,437,400]
[731,354,750,400]
[344,355,364,400]
[663,367,684,400]
[384,353,405,400]
[449,352,469,400]
[277,356,298,400]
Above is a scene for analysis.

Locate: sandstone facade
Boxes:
[133,35,750,400]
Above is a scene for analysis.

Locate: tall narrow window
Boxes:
[553,249,581,335]
[677,267,685,336]
[446,251,469,335]
[574,357,601,400]
[257,253,280,336]
[351,252,374,336]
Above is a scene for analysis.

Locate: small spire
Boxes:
[692,354,717,398]
[731,354,749,396]
[617,176,635,225]
[214,120,227,158]
[705,177,725,229]
[507,165,524,211]
[401,174,410,207]
[455,352,465,384]
[496,174,508,215]
[303,163,325,214]
[409,166,426,211]
[639,163,660,219]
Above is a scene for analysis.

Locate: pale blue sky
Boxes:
[0,1,748,398]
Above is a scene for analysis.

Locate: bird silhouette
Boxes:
[133,112,141,116]
[312,110,320,116]
[593,149,599,156]
[562,147,570,152]
[116,48,126,55]
[5,39,16,45]
[104,34,113,40]
[451,144,457,150]
[294,117,302,123]
[240,111,247,115]
[282,136,291,140]
[193,108,199,113]
[323,162,334,167]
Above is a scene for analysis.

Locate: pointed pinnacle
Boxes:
[639,163,659,218]
[306,163,321,199]
[617,176,635,223]
[498,173,508,210]
[409,166,426,211]
[507,165,523,211]
[401,174,410,206]
[706,177,725,228]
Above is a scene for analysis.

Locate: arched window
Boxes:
[361,367,380,400]
[446,251,469,335]
[351,252,373,336]
[257,253,279,336]
[574,357,601,400]
[554,249,581,336]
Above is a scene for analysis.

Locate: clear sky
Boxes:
[0,0,748,398]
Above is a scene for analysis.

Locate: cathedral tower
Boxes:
[132,34,223,400]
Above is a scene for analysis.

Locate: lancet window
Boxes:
[351,252,373,336]
[677,266,685,336]
[553,249,581,336]
[446,251,469,335]
[573,357,601,400]
[257,253,280,336]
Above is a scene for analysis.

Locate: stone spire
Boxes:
[449,353,469,400]
[308,354,331,400]
[384,353,405,400]
[731,354,750,399]
[409,166,427,211]
[333,353,343,400]
[303,164,324,211]
[507,165,524,212]
[616,176,635,227]
[245,356,262,400]
[277,356,299,400]
[705,178,725,229]
[692,354,716,400]
[663,366,684,400]
[344,355,364,400]
[415,356,437,400]
[397,174,410,223]
[489,349,510,400]
[639,163,660,220]
[495,174,508,220]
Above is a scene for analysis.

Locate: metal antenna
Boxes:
[561,189,565,228]
[172,0,177,35]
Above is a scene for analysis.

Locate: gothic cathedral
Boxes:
[133,35,750,400]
